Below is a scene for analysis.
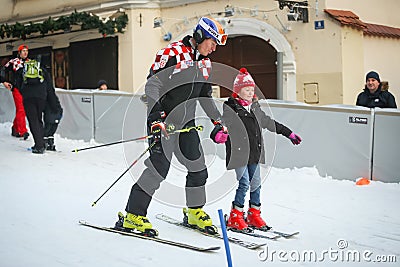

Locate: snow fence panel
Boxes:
[372,108,400,183]
[93,91,146,144]
[264,101,372,181]
[56,89,94,142]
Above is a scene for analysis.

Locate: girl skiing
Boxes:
[223,68,302,231]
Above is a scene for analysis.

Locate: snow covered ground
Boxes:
[0,121,399,267]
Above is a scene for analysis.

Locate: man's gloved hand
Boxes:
[210,120,229,144]
[148,111,167,143]
[288,132,302,145]
[150,121,168,142]
[147,111,166,124]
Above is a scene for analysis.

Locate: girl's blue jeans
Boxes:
[233,164,261,207]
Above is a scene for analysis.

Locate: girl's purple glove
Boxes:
[289,132,302,145]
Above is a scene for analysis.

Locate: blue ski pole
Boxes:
[218,209,233,267]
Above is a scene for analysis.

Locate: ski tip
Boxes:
[203,246,221,252]
[249,243,267,250]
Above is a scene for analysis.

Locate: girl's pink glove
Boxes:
[289,132,302,145]
[214,130,229,144]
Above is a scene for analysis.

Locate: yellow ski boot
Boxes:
[183,208,218,235]
[116,212,158,237]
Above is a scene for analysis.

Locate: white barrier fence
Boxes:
[1,87,399,183]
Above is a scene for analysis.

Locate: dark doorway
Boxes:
[69,37,118,89]
[210,35,277,99]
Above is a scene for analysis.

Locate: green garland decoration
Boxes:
[0,10,129,40]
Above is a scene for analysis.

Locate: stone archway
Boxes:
[175,17,296,101]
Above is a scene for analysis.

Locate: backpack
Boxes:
[23,60,44,84]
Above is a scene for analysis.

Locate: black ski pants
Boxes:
[126,124,208,216]
[23,97,46,149]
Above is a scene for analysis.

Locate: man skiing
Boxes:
[118,17,229,236]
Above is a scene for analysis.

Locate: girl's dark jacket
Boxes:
[223,97,292,169]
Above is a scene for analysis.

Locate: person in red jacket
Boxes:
[1,45,30,139]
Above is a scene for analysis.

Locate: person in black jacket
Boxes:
[43,85,63,151]
[224,68,302,231]
[356,71,397,108]
[15,59,53,154]
[118,17,229,235]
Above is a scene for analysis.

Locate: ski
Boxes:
[256,228,299,238]
[222,213,280,240]
[78,220,220,252]
[155,214,266,250]
[227,228,281,240]
[222,212,299,239]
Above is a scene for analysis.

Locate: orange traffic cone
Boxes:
[356,177,370,186]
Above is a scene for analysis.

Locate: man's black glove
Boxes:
[150,121,168,142]
[147,111,167,143]
[147,111,166,125]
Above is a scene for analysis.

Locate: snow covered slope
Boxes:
[0,122,399,266]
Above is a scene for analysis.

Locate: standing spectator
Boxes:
[43,86,63,151]
[97,80,108,90]
[223,68,302,231]
[116,17,228,236]
[14,57,53,154]
[356,71,397,108]
[0,45,30,139]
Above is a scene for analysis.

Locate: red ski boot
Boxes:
[227,206,249,231]
[246,205,271,231]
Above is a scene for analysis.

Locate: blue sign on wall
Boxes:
[314,20,325,30]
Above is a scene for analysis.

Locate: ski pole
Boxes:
[91,140,157,207]
[218,209,233,267]
[72,135,152,153]
[72,125,204,153]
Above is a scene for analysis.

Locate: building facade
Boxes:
[1,0,399,105]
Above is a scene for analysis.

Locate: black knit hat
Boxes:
[97,80,107,88]
[366,71,380,82]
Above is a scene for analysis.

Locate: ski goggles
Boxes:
[199,19,228,46]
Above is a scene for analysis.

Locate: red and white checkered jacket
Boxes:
[151,39,212,80]
[4,57,24,72]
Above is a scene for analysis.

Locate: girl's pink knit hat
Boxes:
[232,68,255,97]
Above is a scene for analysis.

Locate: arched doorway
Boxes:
[210,35,277,99]
[175,18,296,101]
